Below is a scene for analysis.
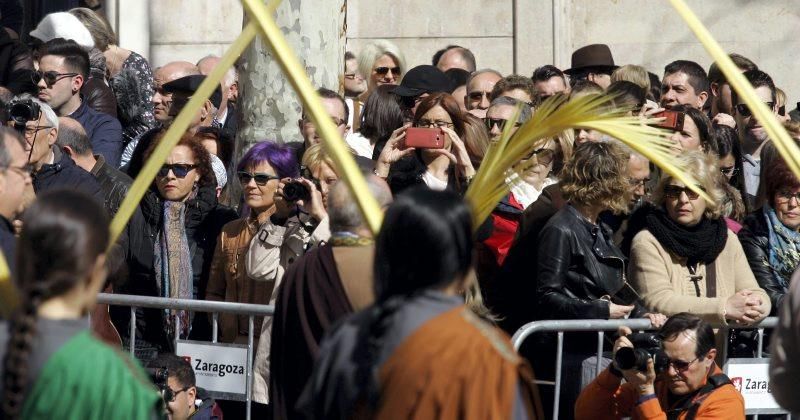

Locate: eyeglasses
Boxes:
[524,148,555,165]
[157,163,197,178]
[668,356,700,372]
[374,66,401,77]
[238,171,280,186]
[779,105,787,117]
[302,115,346,127]
[416,119,453,129]
[629,177,651,189]
[468,91,491,102]
[31,70,78,88]
[344,73,364,81]
[484,117,522,131]
[720,166,739,177]
[165,386,190,403]
[23,125,53,138]
[775,190,800,204]
[663,184,702,200]
[735,102,775,118]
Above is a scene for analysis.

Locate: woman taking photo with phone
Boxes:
[374,92,475,194]
[1,190,160,419]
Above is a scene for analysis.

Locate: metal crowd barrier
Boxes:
[95,293,275,420]
[511,317,784,420]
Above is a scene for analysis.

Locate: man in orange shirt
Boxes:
[576,312,745,419]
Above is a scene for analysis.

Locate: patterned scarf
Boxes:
[764,205,800,288]
[153,199,194,339]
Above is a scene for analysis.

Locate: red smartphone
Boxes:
[654,110,685,132]
[404,127,446,149]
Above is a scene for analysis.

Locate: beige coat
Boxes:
[629,229,770,324]
[770,268,800,414]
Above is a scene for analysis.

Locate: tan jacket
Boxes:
[205,210,271,345]
[247,215,331,404]
[629,229,770,324]
[770,268,800,414]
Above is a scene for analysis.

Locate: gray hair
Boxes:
[328,173,393,233]
[488,96,532,123]
[357,40,407,85]
[56,117,92,155]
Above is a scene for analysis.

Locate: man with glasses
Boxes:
[13,97,101,201]
[0,126,30,274]
[577,312,744,419]
[464,69,502,118]
[35,39,123,167]
[148,353,222,420]
[733,69,778,201]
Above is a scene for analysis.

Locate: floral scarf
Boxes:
[764,205,800,288]
[153,199,194,339]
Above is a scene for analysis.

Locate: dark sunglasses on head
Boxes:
[664,184,702,200]
[484,117,521,131]
[31,70,78,87]
[735,102,775,118]
[374,66,401,76]
[238,171,280,186]
[157,163,197,178]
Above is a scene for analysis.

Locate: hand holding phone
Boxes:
[404,127,446,149]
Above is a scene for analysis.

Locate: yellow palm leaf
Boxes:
[465,94,710,230]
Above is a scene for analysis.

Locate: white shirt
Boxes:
[345,132,374,159]
[422,170,448,191]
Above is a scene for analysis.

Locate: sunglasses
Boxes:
[663,184,701,200]
[735,102,775,118]
[484,117,521,131]
[468,91,491,102]
[238,171,280,186]
[668,356,700,372]
[779,105,787,117]
[374,66,401,76]
[524,147,555,165]
[157,163,197,178]
[31,70,78,88]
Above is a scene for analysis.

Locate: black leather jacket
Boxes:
[90,155,132,217]
[738,211,788,315]
[536,205,641,320]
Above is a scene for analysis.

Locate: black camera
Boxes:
[146,366,174,403]
[7,98,40,127]
[282,180,312,202]
[614,333,670,373]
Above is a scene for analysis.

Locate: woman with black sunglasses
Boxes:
[629,151,770,326]
[114,132,236,364]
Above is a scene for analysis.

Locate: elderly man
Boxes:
[434,45,477,73]
[268,173,392,420]
[464,69,502,118]
[35,38,123,166]
[197,55,238,141]
[0,126,30,274]
[122,61,199,174]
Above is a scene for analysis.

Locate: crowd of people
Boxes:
[1,4,800,420]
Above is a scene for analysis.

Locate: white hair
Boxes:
[356,40,406,85]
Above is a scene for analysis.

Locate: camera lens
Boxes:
[614,347,651,372]
[283,181,311,202]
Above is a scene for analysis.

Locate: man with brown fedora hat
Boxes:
[564,44,617,89]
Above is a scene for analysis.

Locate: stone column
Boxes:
[106,0,151,60]
[236,0,346,153]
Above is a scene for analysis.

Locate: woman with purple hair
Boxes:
[205,141,298,355]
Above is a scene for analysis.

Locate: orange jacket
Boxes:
[575,364,744,420]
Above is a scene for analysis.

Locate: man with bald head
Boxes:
[435,46,476,73]
[197,55,239,150]
[465,69,502,118]
[121,61,200,174]
[57,116,133,216]
[268,173,393,419]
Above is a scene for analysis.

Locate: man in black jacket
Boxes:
[56,116,132,216]
[22,98,101,200]
[0,126,30,274]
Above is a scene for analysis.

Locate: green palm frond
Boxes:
[465,94,711,230]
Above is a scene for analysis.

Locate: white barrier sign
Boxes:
[176,340,249,397]
[724,358,783,414]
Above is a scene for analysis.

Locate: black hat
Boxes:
[564,44,618,75]
[391,65,453,97]
[163,75,223,108]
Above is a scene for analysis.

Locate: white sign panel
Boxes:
[724,358,783,413]
[176,340,249,397]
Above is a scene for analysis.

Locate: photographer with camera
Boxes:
[575,312,744,419]
[148,353,222,420]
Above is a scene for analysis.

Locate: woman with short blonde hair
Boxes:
[357,40,406,96]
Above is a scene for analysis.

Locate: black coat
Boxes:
[738,211,788,315]
[90,155,133,217]
[32,147,103,202]
[114,184,237,350]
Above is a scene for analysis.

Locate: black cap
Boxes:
[163,75,223,108]
[391,65,453,97]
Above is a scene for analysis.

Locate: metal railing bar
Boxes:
[98,293,274,316]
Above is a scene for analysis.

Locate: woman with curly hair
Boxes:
[629,151,770,324]
[114,132,237,362]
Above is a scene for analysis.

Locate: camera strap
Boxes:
[666,373,732,420]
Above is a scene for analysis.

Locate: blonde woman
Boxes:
[353,40,406,129]
[629,151,770,324]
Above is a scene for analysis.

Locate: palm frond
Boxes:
[465,94,711,231]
